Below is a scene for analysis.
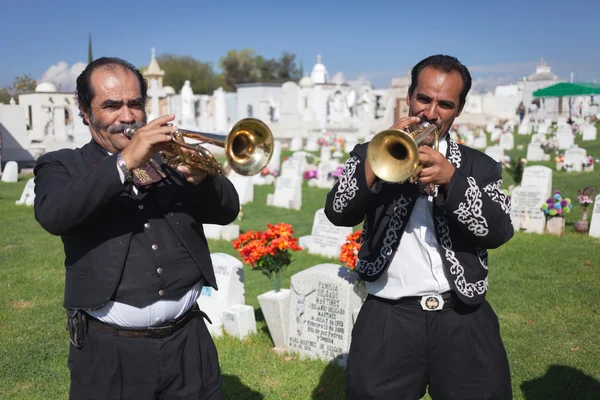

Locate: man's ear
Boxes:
[456,104,464,118]
[406,92,411,107]
[79,108,90,126]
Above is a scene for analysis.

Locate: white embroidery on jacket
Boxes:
[448,139,462,168]
[483,179,511,214]
[333,156,360,213]
[453,176,489,237]
[477,247,488,270]
[357,195,410,277]
[437,215,488,298]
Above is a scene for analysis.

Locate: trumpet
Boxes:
[366,121,439,183]
[124,118,274,177]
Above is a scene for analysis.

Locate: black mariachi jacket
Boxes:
[324,136,513,305]
[33,139,240,310]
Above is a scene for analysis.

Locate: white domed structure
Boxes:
[35,82,57,93]
[310,54,329,84]
[299,76,313,88]
[163,86,175,95]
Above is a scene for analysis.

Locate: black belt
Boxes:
[369,291,456,311]
[86,303,211,339]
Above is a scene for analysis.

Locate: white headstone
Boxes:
[521,165,553,200]
[1,161,18,183]
[499,133,514,150]
[196,253,246,336]
[582,125,597,141]
[510,186,547,234]
[15,178,35,206]
[280,159,304,177]
[484,145,504,162]
[299,209,352,258]
[287,263,365,366]
[228,172,254,205]
[563,146,587,173]
[290,137,303,151]
[518,122,531,135]
[269,176,302,210]
[222,304,257,340]
[472,134,487,149]
[589,195,600,238]
[557,128,574,150]
[526,143,546,162]
[266,140,282,174]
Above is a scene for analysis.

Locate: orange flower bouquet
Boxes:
[232,223,302,292]
[339,230,363,270]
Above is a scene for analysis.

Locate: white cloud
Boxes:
[40,61,87,92]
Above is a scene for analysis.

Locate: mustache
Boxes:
[107,121,146,134]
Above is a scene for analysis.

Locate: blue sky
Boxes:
[2,0,598,92]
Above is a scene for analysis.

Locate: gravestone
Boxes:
[15,178,35,206]
[267,175,302,210]
[290,136,303,151]
[1,161,18,183]
[510,186,547,234]
[521,166,553,200]
[287,263,365,367]
[484,145,504,162]
[518,122,531,135]
[305,137,319,152]
[582,125,597,141]
[202,223,240,241]
[471,134,487,149]
[499,133,514,150]
[196,253,246,336]
[526,143,546,162]
[589,195,600,239]
[556,128,574,150]
[280,159,304,177]
[228,172,254,205]
[299,209,353,258]
[563,146,587,173]
[222,304,257,340]
[266,140,282,174]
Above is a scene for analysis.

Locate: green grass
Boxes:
[1,126,599,399]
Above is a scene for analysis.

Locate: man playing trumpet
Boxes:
[34,57,239,399]
[325,54,514,399]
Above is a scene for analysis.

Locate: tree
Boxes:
[219,49,302,90]
[276,52,301,82]
[0,75,37,104]
[219,49,262,91]
[88,33,93,64]
[155,54,221,95]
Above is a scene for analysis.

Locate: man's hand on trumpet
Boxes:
[120,114,177,169]
[416,145,455,188]
[175,148,209,184]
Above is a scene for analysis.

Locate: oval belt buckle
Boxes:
[420,295,444,311]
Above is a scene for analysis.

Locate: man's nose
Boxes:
[422,103,438,121]
[118,106,135,123]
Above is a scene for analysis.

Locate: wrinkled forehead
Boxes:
[90,66,141,102]
[414,66,463,103]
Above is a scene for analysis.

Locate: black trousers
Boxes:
[346,294,512,400]
[68,316,221,400]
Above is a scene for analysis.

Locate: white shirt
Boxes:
[366,139,451,300]
[86,153,200,328]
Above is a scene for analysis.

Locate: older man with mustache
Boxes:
[33,57,239,399]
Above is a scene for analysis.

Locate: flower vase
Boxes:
[545,216,565,236]
[574,210,590,233]
[257,288,290,352]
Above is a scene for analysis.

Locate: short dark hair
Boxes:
[408,54,472,110]
[75,57,148,126]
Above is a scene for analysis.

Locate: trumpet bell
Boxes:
[225,118,274,176]
[367,129,420,183]
[366,122,438,183]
